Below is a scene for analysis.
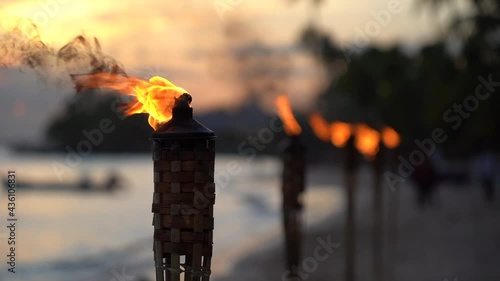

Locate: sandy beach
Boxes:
[1,155,497,281]
[215,164,500,281]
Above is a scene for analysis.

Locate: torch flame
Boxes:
[309,113,331,142]
[355,124,380,160]
[381,126,401,149]
[275,95,302,136]
[72,73,188,130]
[330,122,352,148]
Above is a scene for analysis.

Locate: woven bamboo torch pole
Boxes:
[151,94,216,281]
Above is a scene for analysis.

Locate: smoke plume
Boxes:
[0,18,125,85]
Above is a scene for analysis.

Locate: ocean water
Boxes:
[0,147,342,281]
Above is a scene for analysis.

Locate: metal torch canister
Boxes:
[280,135,306,275]
[151,94,216,281]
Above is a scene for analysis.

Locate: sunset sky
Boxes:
[0,0,471,142]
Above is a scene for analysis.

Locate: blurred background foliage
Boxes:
[299,0,500,158]
[44,0,499,160]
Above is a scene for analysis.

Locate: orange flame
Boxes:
[330,122,352,148]
[381,126,401,149]
[72,73,188,130]
[275,95,302,136]
[355,124,380,160]
[308,113,331,142]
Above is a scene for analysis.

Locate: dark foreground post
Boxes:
[151,94,216,281]
[281,135,306,277]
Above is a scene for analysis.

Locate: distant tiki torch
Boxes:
[331,121,356,281]
[281,136,305,273]
[275,95,305,275]
[344,134,357,281]
[152,93,216,281]
[355,124,383,281]
[373,140,384,281]
[310,116,357,281]
[380,126,401,281]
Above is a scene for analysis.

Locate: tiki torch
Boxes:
[330,121,356,281]
[72,72,217,281]
[152,94,216,281]
[381,126,401,281]
[309,115,357,281]
[275,95,305,275]
[354,124,382,281]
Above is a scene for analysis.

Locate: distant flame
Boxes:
[355,124,380,160]
[381,126,400,149]
[275,95,302,136]
[309,113,331,142]
[72,73,188,130]
[331,122,352,148]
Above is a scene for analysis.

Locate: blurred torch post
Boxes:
[356,124,384,281]
[280,135,306,276]
[386,145,399,281]
[330,121,357,281]
[151,94,216,281]
[343,134,357,281]
[275,95,305,277]
[372,140,384,281]
[381,126,401,281]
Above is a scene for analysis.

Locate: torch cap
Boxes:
[152,94,216,140]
